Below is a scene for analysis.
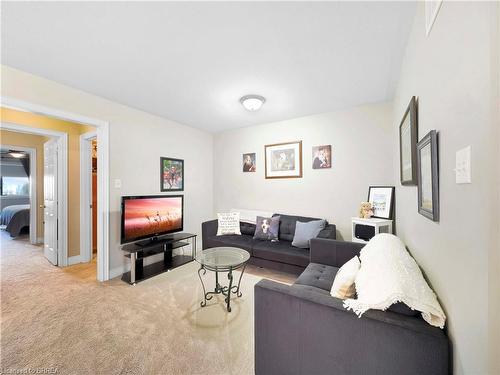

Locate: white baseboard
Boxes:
[36,236,44,244]
[68,255,83,265]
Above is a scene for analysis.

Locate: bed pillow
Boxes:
[330,256,360,299]
[291,219,326,248]
[253,216,280,241]
[216,212,241,236]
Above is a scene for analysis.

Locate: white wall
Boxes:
[392,2,499,374]
[214,102,394,239]
[1,65,214,277]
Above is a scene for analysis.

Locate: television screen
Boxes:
[121,195,183,244]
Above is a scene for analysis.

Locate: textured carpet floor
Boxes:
[0,231,293,375]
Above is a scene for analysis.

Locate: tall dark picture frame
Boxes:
[417,130,439,221]
[399,96,418,185]
[160,157,184,192]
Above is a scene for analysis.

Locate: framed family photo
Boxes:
[264,141,302,179]
[242,153,256,172]
[367,186,395,220]
[417,130,439,221]
[312,145,332,169]
[399,96,418,185]
[160,157,184,191]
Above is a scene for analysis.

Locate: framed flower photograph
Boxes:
[367,186,395,220]
[399,96,418,185]
[264,141,302,179]
[417,130,439,221]
[160,157,184,191]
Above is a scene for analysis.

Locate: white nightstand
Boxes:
[351,217,393,244]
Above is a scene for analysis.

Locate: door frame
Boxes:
[0,122,68,266]
[0,143,37,244]
[0,96,110,281]
[80,131,97,263]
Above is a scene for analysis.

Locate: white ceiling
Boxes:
[1,2,416,133]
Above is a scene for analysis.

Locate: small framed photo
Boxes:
[399,96,418,185]
[312,145,332,169]
[265,141,302,179]
[242,153,256,172]
[367,186,395,220]
[160,157,184,191]
[417,130,439,221]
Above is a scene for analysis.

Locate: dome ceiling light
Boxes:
[240,95,266,112]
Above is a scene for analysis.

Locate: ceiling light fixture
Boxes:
[240,95,266,112]
[9,151,25,158]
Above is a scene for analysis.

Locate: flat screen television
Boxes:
[121,195,184,244]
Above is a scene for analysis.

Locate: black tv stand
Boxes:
[121,232,197,285]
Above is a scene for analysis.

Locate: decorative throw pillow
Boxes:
[253,216,280,241]
[291,219,326,248]
[330,256,360,299]
[216,212,241,236]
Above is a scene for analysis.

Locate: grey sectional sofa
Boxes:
[255,238,450,375]
[202,214,336,274]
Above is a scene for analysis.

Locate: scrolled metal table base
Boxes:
[197,263,246,312]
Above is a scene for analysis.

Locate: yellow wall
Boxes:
[1,107,96,257]
[0,130,48,238]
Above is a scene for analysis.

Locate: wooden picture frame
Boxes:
[264,141,302,179]
[399,96,418,185]
[367,186,395,220]
[417,130,439,221]
[160,157,184,192]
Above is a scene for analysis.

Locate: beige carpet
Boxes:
[0,231,295,375]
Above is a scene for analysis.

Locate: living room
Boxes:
[0,1,499,375]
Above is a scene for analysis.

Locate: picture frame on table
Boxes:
[367,186,395,220]
[264,141,302,179]
[417,130,439,222]
[399,96,418,186]
[160,157,184,192]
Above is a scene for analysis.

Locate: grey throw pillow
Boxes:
[291,219,326,248]
[253,216,280,241]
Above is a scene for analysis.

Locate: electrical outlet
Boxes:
[114,179,122,189]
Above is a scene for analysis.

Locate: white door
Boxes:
[43,139,58,265]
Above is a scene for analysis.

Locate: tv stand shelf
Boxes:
[121,233,197,285]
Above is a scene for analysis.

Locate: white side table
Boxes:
[351,217,393,244]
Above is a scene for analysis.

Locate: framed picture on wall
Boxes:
[417,130,439,221]
[242,153,256,172]
[264,141,302,179]
[399,96,418,185]
[367,186,395,220]
[160,157,184,191]
[312,145,332,169]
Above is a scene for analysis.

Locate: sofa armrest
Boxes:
[317,223,336,239]
[309,238,364,268]
[201,219,218,249]
[255,279,449,375]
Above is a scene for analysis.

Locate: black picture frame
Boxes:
[160,157,184,192]
[399,96,418,185]
[417,130,439,221]
[367,186,395,220]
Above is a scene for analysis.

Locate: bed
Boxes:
[0,204,30,237]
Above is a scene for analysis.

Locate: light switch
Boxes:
[114,179,122,189]
[455,146,471,184]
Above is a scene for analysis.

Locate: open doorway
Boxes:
[80,131,97,264]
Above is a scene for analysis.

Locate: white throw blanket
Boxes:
[343,234,446,328]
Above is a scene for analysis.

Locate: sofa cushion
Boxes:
[252,240,310,267]
[204,235,254,253]
[273,214,325,241]
[292,284,331,296]
[294,262,339,292]
[240,221,256,236]
[292,219,326,248]
[388,302,420,317]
